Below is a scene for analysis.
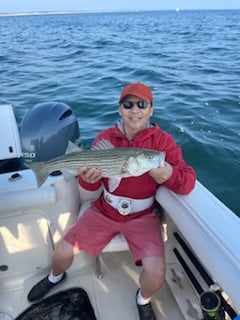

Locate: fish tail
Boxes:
[25,161,49,187]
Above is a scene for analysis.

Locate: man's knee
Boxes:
[54,239,75,259]
[142,256,165,280]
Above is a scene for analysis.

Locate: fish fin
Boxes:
[24,161,48,187]
[159,151,166,167]
[91,139,115,151]
[66,141,82,154]
[108,178,121,192]
[62,171,76,182]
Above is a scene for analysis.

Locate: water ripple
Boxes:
[0,10,239,215]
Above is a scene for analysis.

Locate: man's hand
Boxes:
[149,162,173,184]
[78,167,102,184]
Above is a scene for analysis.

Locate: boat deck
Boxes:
[0,170,238,319]
[1,242,202,320]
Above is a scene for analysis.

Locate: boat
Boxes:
[0,103,239,320]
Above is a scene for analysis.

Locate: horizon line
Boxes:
[0,8,240,17]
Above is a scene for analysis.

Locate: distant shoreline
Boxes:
[0,8,239,17]
[0,10,92,17]
[0,10,141,17]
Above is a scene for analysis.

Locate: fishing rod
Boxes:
[173,232,239,320]
[173,247,225,320]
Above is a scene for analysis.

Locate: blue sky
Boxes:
[0,0,240,13]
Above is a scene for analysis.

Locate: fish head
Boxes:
[127,150,166,176]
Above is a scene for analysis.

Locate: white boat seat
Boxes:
[78,186,129,278]
[78,199,129,252]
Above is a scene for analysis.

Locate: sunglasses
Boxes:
[122,100,151,109]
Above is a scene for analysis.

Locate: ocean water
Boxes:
[0,10,239,215]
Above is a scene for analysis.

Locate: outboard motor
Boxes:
[20,102,81,162]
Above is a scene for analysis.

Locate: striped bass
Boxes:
[25,140,166,191]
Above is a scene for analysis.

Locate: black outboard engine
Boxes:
[20,102,81,162]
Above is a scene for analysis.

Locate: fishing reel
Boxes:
[200,291,225,320]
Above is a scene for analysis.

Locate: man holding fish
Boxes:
[28,82,196,320]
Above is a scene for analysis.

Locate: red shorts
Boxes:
[64,205,164,266]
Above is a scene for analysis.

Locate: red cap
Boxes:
[119,83,153,103]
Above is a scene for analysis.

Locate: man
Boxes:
[27,82,196,320]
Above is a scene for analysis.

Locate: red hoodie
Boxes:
[79,122,196,222]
